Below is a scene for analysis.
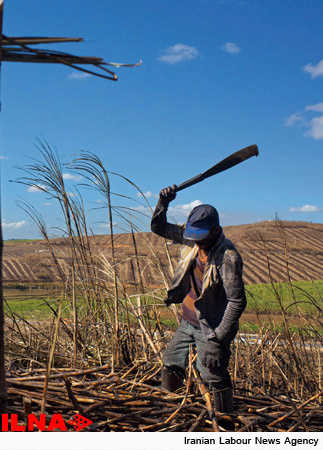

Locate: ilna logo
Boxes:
[1,413,93,431]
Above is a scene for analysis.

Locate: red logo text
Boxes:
[1,413,93,431]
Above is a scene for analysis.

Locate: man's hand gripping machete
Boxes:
[173,144,259,192]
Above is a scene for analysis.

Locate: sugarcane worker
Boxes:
[150,185,246,413]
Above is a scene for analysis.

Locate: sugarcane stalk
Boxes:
[40,292,64,414]
[192,367,219,432]
[268,389,323,428]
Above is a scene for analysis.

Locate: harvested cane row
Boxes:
[5,361,323,432]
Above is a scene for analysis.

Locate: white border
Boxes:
[0,432,322,450]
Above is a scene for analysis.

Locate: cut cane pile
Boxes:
[6,361,323,432]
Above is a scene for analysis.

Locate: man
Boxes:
[151,185,246,413]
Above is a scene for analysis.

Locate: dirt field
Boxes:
[3,220,323,286]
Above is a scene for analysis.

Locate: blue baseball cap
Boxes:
[183,204,220,241]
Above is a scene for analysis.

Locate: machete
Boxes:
[174,144,259,192]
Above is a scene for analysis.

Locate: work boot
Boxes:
[161,367,184,392]
[211,385,234,414]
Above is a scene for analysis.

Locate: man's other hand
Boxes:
[201,338,222,369]
[159,185,177,204]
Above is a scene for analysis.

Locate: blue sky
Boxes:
[0,0,322,239]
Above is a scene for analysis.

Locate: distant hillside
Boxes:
[3,221,323,286]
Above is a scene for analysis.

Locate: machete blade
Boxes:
[174,144,259,192]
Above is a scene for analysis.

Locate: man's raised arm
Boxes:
[150,185,184,244]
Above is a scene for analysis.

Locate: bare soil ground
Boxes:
[3,220,323,286]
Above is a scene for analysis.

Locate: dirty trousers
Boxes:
[162,319,232,387]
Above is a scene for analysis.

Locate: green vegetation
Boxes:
[5,239,40,243]
[3,285,74,319]
[245,279,323,315]
[3,293,72,320]
[5,297,58,319]
[4,280,322,326]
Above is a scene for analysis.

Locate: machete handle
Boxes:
[174,174,204,193]
[174,144,259,193]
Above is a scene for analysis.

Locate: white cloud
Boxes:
[284,111,305,127]
[290,204,322,213]
[27,184,46,193]
[303,59,323,79]
[221,42,241,54]
[0,155,8,160]
[2,219,27,229]
[304,115,323,140]
[131,201,203,220]
[158,44,199,65]
[285,104,323,139]
[68,71,91,80]
[169,200,202,217]
[99,222,117,228]
[137,191,158,199]
[63,173,83,182]
[305,102,323,112]
[43,202,52,206]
